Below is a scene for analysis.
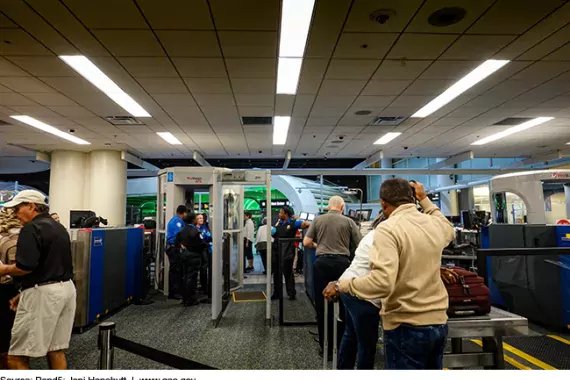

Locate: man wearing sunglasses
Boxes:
[0,190,75,370]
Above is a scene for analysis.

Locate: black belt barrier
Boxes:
[98,322,217,370]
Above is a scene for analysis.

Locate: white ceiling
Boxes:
[0,0,569,161]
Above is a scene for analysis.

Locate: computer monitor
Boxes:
[299,212,308,220]
[307,213,316,221]
[461,210,473,230]
[355,209,372,221]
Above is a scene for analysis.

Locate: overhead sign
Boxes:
[167,172,174,183]
[260,199,290,208]
[551,173,570,179]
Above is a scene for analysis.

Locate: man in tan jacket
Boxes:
[324,179,455,369]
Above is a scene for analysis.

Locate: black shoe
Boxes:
[271,294,281,301]
[182,299,200,306]
[245,267,252,273]
[289,294,296,301]
[168,294,182,300]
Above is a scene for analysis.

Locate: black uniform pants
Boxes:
[166,245,182,296]
[273,250,296,297]
[314,255,350,355]
[199,250,212,298]
[180,249,202,303]
[258,249,267,272]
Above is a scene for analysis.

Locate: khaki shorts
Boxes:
[9,280,76,357]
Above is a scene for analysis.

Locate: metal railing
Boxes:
[98,322,217,370]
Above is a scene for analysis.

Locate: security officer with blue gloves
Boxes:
[165,205,187,299]
[175,213,209,306]
[272,206,311,301]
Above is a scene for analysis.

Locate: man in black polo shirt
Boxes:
[0,190,75,370]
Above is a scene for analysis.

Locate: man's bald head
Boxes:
[328,196,345,212]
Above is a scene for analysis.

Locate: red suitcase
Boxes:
[441,266,491,317]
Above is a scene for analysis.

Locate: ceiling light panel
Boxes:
[471,117,554,146]
[412,60,509,118]
[157,132,182,145]
[59,55,151,117]
[273,116,291,145]
[11,115,90,145]
[374,132,402,145]
[276,0,315,95]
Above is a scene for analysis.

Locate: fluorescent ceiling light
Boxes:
[157,132,182,145]
[10,115,90,145]
[412,60,510,118]
[279,0,315,58]
[59,55,151,117]
[374,132,401,145]
[273,116,291,145]
[277,58,303,95]
[471,117,554,146]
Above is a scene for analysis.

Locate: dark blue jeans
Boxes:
[338,293,380,369]
[384,323,448,370]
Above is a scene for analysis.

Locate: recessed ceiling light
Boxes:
[277,57,302,94]
[471,117,554,146]
[59,55,151,117]
[10,115,90,145]
[412,59,509,118]
[374,132,401,145]
[273,116,290,145]
[157,132,182,145]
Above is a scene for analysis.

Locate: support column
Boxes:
[564,184,570,219]
[438,173,459,216]
[49,151,88,228]
[87,151,127,226]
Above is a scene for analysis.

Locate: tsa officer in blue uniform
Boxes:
[272,206,311,301]
[165,205,187,299]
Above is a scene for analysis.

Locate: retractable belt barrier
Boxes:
[98,322,217,370]
[323,298,340,370]
[277,238,317,326]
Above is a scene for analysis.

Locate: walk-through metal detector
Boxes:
[156,167,272,325]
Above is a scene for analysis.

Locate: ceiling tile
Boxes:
[218,31,277,58]
[402,79,454,96]
[21,92,77,106]
[0,93,37,106]
[518,25,570,60]
[441,35,516,60]
[157,31,221,57]
[93,30,164,57]
[351,95,395,109]
[172,58,227,77]
[237,106,274,117]
[467,0,564,35]
[333,33,398,59]
[361,80,412,96]
[63,0,147,29]
[137,78,188,94]
[234,94,273,107]
[137,0,214,29]
[48,105,95,117]
[319,80,366,95]
[225,58,276,78]
[118,57,179,78]
[387,33,458,60]
[209,0,279,31]
[420,60,480,80]
[6,56,78,77]
[180,78,230,95]
[372,59,432,80]
[313,95,356,108]
[304,0,352,59]
[275,95,295,115]
[0,29,52,55]
[325,59,379,80]
[0,77,55,93]
[230,78,275,94]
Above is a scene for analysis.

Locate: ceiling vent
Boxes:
[104,116,143,125]
[241,116,273,125]
[493,117,533,126]
[428,7,466,27]
[369,116,407,126]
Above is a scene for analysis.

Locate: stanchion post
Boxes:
[98,322,116,370]
[323,299,328,370]
[332,301,339,370]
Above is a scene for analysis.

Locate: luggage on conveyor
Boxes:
[441,266,491,317]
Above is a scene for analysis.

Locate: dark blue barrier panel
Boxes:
[303,247,317,305]
[127,227,144,300]
[89,229,105,323]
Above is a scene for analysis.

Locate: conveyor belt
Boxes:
[504,336,570,369]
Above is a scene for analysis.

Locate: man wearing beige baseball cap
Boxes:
[0,190,75,370]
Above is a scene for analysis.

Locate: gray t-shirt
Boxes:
[305,210,362,256]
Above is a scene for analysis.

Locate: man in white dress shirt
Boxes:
[243,211,255,273]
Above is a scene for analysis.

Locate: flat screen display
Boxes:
[299,212,308,220]
[307,213,316,221]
